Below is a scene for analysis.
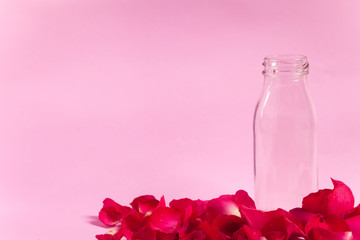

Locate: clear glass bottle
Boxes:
[254,55,318,211]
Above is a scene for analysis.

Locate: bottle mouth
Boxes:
[262,54,309,76]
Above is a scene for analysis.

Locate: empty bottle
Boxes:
[254,55,318,211]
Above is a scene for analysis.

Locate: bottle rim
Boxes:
[262,54,309,76]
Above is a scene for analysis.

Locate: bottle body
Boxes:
[254,55,317,211]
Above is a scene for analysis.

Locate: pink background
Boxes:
[1,0,360,239]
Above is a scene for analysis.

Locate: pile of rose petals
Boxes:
[95,179,360,240]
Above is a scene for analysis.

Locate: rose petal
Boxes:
[305,214,350,234]
[302,179,355,216]
[346,215,360,238]
[170,198,207,233]
[95,234,114,240]
[156,232,179,240]
[170,198,194,211]
[240,207,273,230]
[232,225,264,240]
[121,212,145,238]
[240,207,305,239]
[345,204,360,218]
[302,189,332,215]
[130,195,160,215]
[95,230,123,240]
[328,179,355,216]
[212,215,244,237]
[149,207,181,234]
[131,227,157,240]
[234,190,256,209]
[99,198,132,226]
[206,195,241,223]
[181,230,206,240]
[197,221,226,240]
[308,227,353,240]
[261,215,305,240]
[289,208,318,228]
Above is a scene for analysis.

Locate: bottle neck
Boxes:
[262,55,309,84]
[264,74,307,85]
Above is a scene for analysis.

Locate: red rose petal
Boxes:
[240,207,283,230]
[302,179,355,216]
[170,198,194,211]
[198,221,225,240]
[131,227,157,240]
[169,198,208,233]
[328,179,355,216]
[241,207,305,239]
[98,198,132,226]
[345,204,360,218]
[305,214,350,235]
[95,230,123,240]
[234,190,256,209]
[289,208,317,228]
[181,230,206,240]
[212,215,244,237]
[95,234,114,240]
[240,207,272,230]
[242,225,264,240]
[262,215,305,240]
[302,189,332,215]
[121,212,145,237]
[156,231,179,240]
[346,215,360,238]
[130,195,160,215]
[308,227,353,240]
[149,207,181,234]
[232,225,264,240]
[206,195,241,223]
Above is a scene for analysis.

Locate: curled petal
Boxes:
[302,179,355,216]
[130,195,160,215]
[206,195,241,223]
[99,198,132,226]
[149,207,181,234]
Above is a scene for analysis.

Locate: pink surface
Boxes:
[0,0,359,239]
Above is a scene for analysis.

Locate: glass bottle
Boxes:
[253,55,318,211]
